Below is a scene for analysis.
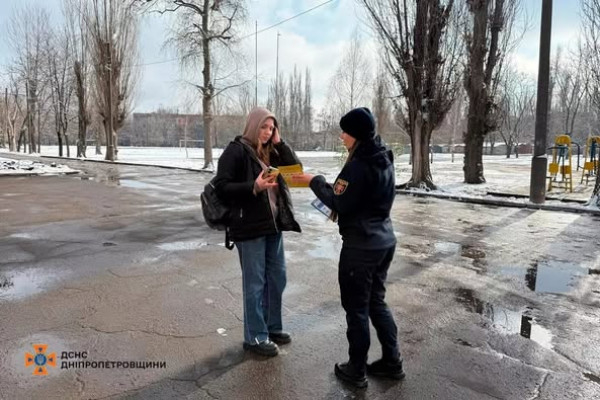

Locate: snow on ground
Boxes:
[1,145,597,211]
[0,157,79,176]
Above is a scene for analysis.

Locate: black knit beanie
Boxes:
[339,107,376,141]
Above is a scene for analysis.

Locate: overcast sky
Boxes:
[0,0,582,114]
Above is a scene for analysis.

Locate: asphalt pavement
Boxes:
[1,155,599,399]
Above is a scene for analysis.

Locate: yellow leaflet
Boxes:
[277,164,308,188]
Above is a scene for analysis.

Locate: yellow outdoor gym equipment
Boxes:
[547,135,573,192]
[581,136,600,185]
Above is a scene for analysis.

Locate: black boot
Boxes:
[243,339,279,357]
[334,362,368,388]
[269,331,292,345]
[366,358,405,380]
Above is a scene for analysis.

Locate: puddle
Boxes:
[433,241,461,255]
[0,269,58,301]
[456,288,554,349]
[157,240,208,251]
[9,232,37,239]
[120,179,162,190]
[501,261,587,294]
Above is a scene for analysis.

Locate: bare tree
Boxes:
[2,78,25,152]
[498,67,534,158]
[581,0,600,205]
[372,63,393,142]
[267,67,313,149]
[303,67,313,149]
[139,0,247,169]
[65,0,92,158]
[236,83,254,116]
[6,6,51,154]
[87,0,140,161]
[361,0,463,189]
[266,71,287,120]
[329,31,372,113]
[46,24,75,157]
[463,0,523,183]
[553,44,586,137]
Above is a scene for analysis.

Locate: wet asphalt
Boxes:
[0,155,599,399]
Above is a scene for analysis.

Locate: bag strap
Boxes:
[225,227,234,250]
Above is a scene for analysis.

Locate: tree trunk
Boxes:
[18,127,26,152]
[95,128,102,155]
[26,82,37,154]
[405,119,436,189]
[58,133,63,157]
[65,134,70,157]
[201,0,213,169]
[75,61,88,158]
[464,131,486,183]
[590,157,600,206]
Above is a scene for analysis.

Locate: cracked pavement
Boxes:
[1,155,599,399]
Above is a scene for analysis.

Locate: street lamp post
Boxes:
[529,0,553,204]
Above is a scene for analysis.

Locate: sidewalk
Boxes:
[0,158,598,399]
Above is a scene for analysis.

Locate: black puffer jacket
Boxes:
[214,136,302,242]
[310,135,396,250]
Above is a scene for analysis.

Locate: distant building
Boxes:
[119,112,246,147]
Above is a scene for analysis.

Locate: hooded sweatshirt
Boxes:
[213,107,302,242]
[240,107,280,219]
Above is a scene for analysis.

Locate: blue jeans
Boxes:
[236,232,286,344]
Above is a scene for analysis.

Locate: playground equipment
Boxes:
[547,135,573,192]
[581,136,600,185]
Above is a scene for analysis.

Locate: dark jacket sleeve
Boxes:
[273,140,302,167]
[309,161,367,215]
[214,143,255,203]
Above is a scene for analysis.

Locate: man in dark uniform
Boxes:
[293,107,404,388]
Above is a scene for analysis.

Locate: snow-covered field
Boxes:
[1,145,596,209]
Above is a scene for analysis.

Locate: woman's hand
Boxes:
[291,173,314,186]
[254,171,278,194]
[271,126,281,144]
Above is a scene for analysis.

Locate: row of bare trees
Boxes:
[1,0,140,161]
[2,0,599,202]
[580,0,600,204]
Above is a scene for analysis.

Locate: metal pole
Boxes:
[529,0,553,204]
[255,20,258,107]
[275,32,280,115]
[3,88,7,149]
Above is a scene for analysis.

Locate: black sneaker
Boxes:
[366,358,406,380]
[334,362,368,388]
[269,331,292,345]
[243,339,279,357]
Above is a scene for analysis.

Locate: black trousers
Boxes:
[338,245,399,373]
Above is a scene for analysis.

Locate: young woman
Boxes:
[214,107,301,357]
[293,107,404,388]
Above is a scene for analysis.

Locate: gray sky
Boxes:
[0,0,582,114]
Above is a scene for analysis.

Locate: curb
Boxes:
[396,189,600,216]
[39,155,215,174]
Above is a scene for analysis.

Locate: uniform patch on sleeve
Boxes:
[333,178,349,195]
